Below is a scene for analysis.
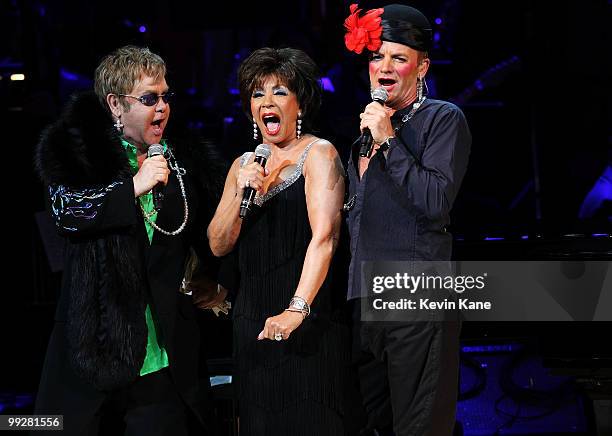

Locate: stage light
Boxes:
[60,69,79,81]
[320,77,335,93]
[10,74,25,81]
[139,26,147,33]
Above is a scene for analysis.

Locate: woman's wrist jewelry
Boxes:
[287,296,310,318]
[284,308,307,320]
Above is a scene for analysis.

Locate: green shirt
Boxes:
[121,139,169,376]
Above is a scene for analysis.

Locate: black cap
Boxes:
[380,4,432,52]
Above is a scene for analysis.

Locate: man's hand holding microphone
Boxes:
[133,144,169,206]
[359,87,395,157]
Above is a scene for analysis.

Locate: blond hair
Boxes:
[94,46,166,111]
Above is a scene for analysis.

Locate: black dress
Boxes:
[234,140,346,435]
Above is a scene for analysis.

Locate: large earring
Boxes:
[296,112,302,140]
[114,116,124,133]
[415,77,424,108]
[253,121,258,141]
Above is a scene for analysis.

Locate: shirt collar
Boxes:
[121,139,168,174]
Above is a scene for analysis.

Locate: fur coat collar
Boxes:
[36,91,132,187]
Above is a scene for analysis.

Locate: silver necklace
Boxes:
[140,148,189,236]
[395,95,426,133]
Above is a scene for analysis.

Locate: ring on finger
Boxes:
[274,332,283,341]
[245,179,250,188]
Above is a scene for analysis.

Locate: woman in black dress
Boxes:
[207,47,346,435]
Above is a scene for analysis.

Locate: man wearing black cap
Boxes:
[343,3,471,435]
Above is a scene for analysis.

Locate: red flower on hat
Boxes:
[344,3,384,54]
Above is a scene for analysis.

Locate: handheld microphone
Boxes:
[359,87,389,158]
[147,144,165,211]
[239,143,271,219]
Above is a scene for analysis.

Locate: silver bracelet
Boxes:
[287,296,310,318]
[285,308,306,319]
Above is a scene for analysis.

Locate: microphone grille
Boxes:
[371,87,389,103]
[147,144,164,157]
[254,143,272,159]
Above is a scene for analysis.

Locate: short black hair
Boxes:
[238,47,321,132]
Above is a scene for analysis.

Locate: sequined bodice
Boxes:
[239,138,319,207]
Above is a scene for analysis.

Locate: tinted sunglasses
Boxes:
[118,92,175,106]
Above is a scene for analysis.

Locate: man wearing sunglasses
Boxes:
[34,45,227,435]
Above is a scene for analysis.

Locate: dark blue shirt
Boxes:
[346,99,471,300]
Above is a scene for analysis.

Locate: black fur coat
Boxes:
[34,92,226,392]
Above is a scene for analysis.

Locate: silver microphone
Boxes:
[239,143,271,219]
[147,144,165,211]
[359,87,389,158]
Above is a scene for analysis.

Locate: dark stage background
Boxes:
[2,0,611,434]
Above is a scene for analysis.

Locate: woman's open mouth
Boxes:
[262,114,281,135]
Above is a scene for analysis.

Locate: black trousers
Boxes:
[350,301,460,436]
[91,368,188,436]
[34,368,190,436]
